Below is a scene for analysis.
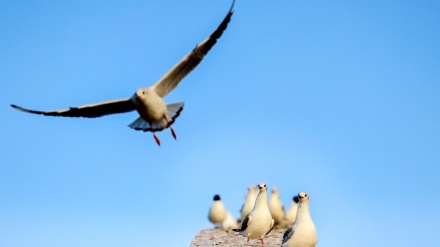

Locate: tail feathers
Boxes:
[232,229,241,233]
[165,102,184,127]
[128,102,184,132]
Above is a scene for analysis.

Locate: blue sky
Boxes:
[1,0,439,246]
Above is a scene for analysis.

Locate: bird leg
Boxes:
[247,235,250,246]
[261,238,264,247]
[150,121,161,146]
[163,114,177,140]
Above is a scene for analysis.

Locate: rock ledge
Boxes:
[190,228,285,247]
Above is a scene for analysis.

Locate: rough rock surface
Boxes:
[190,228,286,247]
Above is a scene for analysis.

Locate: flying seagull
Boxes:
[11,0,235,146]
[281,192,318,247]
[233,183,274,247]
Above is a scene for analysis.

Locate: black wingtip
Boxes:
[230,0,236,13]
[232,228,241,233]
[11,104,27,112]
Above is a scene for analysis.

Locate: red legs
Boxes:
[245,236,264,246]
[150,114,176,146]
[149,121,161,146]
[163,114,177,140]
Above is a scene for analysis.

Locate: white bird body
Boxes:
[280,196,299,228]
[282,192,318,247]
[221,211,238,231]
[128,88,183,133]
[234,183,274,246]
[241,185,258,221]
[208,195,227,226]
[11,0,235,146]
[132,88,167,122]
[268,187,285,225]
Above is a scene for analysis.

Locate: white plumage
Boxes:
[282,192,318,247]
[268,186,285,225]
[233,183,274,246]
[208,195,227,227]
[240,185,258,221]
[221,211,238,231]
[280,196,299,228]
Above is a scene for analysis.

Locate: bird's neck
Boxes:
[296,202,312,222]
[253,191,267,210]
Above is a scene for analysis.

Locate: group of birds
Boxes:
[208,183,318,247]
[10,2,318,246]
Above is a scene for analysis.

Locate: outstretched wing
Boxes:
[11,98,135,118]
[151,0,235,98]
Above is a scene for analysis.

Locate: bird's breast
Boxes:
[134,94,167,122]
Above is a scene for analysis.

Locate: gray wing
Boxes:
[11,98,135,118]
[151,0,235,98]
[282,225,295,245]
[240,213,252,232]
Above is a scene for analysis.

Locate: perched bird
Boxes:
[233,183,274,246]
[281,192,318,247]
[240,185,258,221]
[269,187,285,225]
[221,211,239,231]
[208,195,227,227]
[280,196,299,228]
[10,0,235,146]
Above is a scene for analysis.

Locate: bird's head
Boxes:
[213,194,221,201]
[257,182,267,192]
[272,187,279,194]
[298,192,309,202]
[135,88,150,100]
[293,196,299,203]
[248,185,256,193]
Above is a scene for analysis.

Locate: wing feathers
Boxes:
[282,226,295,244]
[11,98,135,118]
[152,0,235,98]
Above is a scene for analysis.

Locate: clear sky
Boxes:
[1,1,439,246]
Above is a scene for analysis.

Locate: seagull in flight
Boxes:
[11,0,235,146]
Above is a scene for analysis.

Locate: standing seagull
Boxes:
[221,210,239,231]
[240,185,258,221]
[233,183,274,246]
[268,186,285,226]
[208,194,227,227]
[280,196,299,228]
[10,0,235,146]
[281,192,318,247]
